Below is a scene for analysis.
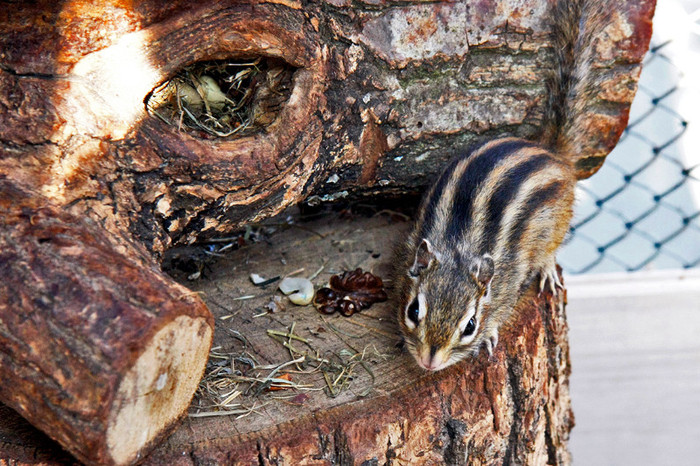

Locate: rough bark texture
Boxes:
[0,0,654,464]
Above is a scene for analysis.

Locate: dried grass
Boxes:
[189,322,388,418]
[146,58,293,138]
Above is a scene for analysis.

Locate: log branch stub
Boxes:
[0,191,214,465]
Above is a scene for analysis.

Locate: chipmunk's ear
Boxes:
[410,239,439,277]
[469,254,494,288]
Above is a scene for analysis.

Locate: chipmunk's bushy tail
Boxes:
[543,0,609,179]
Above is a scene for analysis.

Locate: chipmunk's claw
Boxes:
[482,329,499,357]
[538,263,563,296]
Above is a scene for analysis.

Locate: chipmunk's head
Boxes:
[399,238,494,371]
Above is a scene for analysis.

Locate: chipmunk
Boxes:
[396,0,604,371]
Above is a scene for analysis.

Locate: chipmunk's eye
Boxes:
[407,297,420,325]
[463,316,477,337]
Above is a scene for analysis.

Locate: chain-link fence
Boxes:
[559,32,700,274]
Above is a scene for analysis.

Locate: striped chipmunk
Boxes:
[396,0,606,371]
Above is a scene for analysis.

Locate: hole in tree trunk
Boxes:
[145,57,296,139]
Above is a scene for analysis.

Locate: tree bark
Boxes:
[0,0,654,464]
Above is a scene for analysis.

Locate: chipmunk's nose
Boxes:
[420,345,446,371]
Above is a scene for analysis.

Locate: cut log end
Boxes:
[106,315,213,466]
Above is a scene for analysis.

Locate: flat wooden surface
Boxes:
[163,212,415,446]
[566,269,700,466]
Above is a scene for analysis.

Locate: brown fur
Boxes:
[396,138,575,370]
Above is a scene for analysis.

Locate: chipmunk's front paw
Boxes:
[482,328,499,357]
[538,262,563,296]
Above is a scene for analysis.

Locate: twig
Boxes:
[266,329,309,343]
[232,294,256,301]
[343,318,399,340]
[309,263,326,281]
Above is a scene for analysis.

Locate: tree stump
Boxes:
[1,213,572,464]
[0,0,653,464]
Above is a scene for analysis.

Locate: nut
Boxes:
[313,268,387,316]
